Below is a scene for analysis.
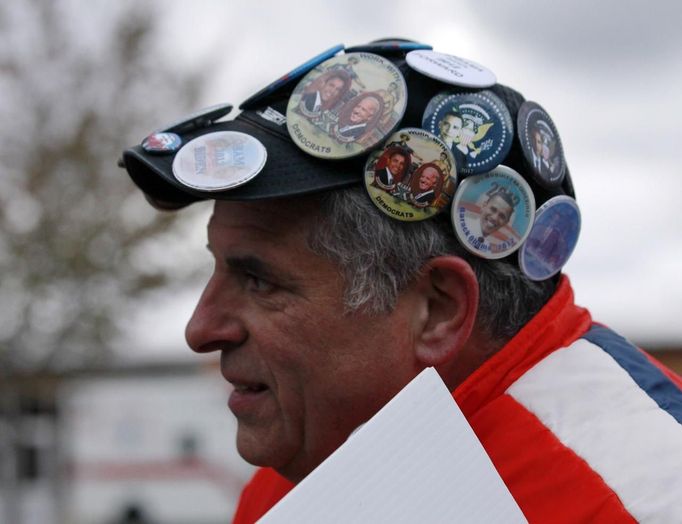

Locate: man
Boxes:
[531,127,557,177]
[410,165,440,207]
[479,191,514,238]
[336,95,381,141]
[301,73,346,114]
[437,110,480,170]
[375,149,407,189]
[438,111,464,149]
[120,41,682,523]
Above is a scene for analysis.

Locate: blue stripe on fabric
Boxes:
[582,324,682,425]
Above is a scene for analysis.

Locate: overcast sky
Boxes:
[119,0,682,357]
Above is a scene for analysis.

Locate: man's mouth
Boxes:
[232,382,268,393]
[228,380,270,416]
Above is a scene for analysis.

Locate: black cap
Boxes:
[120,40,574,211]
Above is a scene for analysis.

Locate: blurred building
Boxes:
[0,360,253,524]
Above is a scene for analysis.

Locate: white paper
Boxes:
[258,367,527,523]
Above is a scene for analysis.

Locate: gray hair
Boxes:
[308,186,556,342]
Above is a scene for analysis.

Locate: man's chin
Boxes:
[236,427,282,467]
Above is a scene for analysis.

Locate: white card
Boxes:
[259,367,527,523]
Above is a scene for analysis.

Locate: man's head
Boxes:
[438,112,464,144]
[184,195,460,482]
[533,127,552,161]
[418,166,439,192]
[349,96,380,124]
[386,151,407,177]
[185,186,554,483]
[479,193,514,237]
[320,74,345,103]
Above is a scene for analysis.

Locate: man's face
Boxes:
[387,153,406,177]
[418,167,439,191]
[350,98,379,124]
[479,194,513,236]
[320,77,344,102]
[186,198,422,482]
[439,114,463,142]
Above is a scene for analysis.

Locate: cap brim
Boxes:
[123,109,365,210]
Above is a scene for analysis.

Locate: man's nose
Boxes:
[185,275,248,354]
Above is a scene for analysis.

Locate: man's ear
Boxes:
[413,256,479,366]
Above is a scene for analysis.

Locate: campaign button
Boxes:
[345,40,432,54]
[141,132,182,154]
[172,131,267,191]
[519,195,580,281]
[286,52,407,159]
[422,90,513,176]
[451,165,535,259]
[240,44,344,110]
[405,50,496,88]
[159,103,233,134]
[365,127,457,222]
[517,101,566,188]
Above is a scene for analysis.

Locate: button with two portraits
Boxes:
[286,52,407,160]
[364,128,456,222]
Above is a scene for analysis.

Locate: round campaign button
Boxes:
[451,165,535,259]
[159,103,233,134]
[517,101,566,188]
[172,131,267,191]
[519,196,580,281]
[365,128,456,222]
[405,50,496,88]
[345,40,433,54]
[422,90,513,176]
[240,44,344,110]
[141,132,182,154]
[286,52,407,159]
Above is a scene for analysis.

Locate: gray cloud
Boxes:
[465,0,682,73]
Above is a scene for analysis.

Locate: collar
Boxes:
[454,275,592,417]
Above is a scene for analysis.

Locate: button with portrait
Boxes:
[517,101,566,188]
[451,165,535,259]
[158,103,233,134]
[286,52,407,160]
[519,195,580,281]
[365,127,457,222]
[141,131,182,155]
[405,50,497,88]
[423,90,514,176]
[240,44,344,110]
[172,131,267,191]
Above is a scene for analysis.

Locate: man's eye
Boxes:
[245,273,275,293]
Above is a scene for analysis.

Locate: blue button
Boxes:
[519,195,580,280]
[517,100,566,188]
[423,90,513,176]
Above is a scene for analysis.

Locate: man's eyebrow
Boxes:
[226,255,275,277]
[226,255,301,287]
